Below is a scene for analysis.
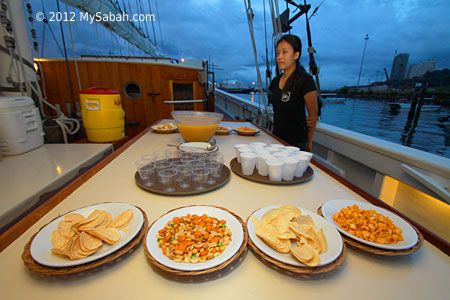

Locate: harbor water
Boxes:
[234,93,450,159]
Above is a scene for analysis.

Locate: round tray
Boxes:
[143,205,248,276]
[317,206,423,256]
[135,162,231,196]
[230,157,313,185]
[245,212,346,275]
[22,204,148,275]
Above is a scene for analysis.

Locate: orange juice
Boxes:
[177,124,219,142]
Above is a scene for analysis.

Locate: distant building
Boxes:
[406,59,438,79]
[390,53,409,81]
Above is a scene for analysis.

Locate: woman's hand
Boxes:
[304,91,318,152]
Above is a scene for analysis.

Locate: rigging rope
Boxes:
[147,0,158,47]
[244,0,270,121]
[154,0,164,52]
[63,1,82,91]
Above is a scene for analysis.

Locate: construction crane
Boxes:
[384,67,391,91]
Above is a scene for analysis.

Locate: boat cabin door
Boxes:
[169,80,205,111]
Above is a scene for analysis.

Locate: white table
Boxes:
[0,122,448,299]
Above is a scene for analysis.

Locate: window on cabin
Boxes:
[124,81,141,99]
[172,83,194,110]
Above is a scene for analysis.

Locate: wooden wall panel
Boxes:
[37,59,206,139]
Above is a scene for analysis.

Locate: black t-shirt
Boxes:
[268,71,316,146]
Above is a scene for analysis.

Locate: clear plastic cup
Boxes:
[210,152,224,164]
[153,150,167,163]
[257,153,274,176]
[192,168,210,191]
[170,161,188,181]
[282,157,300,181]
[179,151,195,159]
[195,152,209,160]
[204,162,221,184]
[177,165,192,189]
[141,154,155,162]
[166,149,180,162]
[240,152,258,175]
[190,160,204,169]
[180,155,196,165]
[159,168,178,192]
[266,158,285,181]
[155,160,171,183]
[135,160,156,187]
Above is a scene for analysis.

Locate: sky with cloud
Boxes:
[30,0,450,89]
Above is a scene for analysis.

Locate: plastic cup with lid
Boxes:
[264,146,280,153]
[270,144,285,150]
[234,144,250,162]
[240,152,258,175]
[266,158,285,181]
[273,151,291,159]
[257,153,274,176]
[291,154,310,177]
[299,151,313,163]
[237,147,254,164]
[282,157,300,181]
[249,142,267,150]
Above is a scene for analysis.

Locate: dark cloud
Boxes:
[30,0,450,89]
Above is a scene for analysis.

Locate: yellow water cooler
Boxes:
[79,87,125,142]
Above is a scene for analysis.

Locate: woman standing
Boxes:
[268,34,318,151]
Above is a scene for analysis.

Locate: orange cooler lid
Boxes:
[80,86,119,95]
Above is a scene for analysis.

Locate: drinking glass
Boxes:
[192,168,210,191]
[177,165,192,189]
[135,159,155,187]
[159,168,178,192]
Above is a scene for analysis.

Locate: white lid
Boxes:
[0,96,35,109]
[266,158,285,166]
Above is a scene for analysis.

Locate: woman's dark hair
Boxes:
[276,34,306,92]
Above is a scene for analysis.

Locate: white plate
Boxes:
[178,142,218,153]
[145,206,244,271]
[247,205,343,267]
[235,128,260,136]
[151,124,177,133]
[30,203,144,267]
[321,199,418,250]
